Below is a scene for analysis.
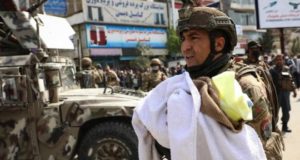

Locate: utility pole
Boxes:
[279,28,285,55]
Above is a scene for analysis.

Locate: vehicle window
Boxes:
[0,75,27,103]
[61,66,77,87]
[0,67,27,103]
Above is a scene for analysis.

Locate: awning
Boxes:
[122,48,141,56]
[142,49,167,56]
[0,12,75,50]
[90,48,122,56]
[120,56,137,61]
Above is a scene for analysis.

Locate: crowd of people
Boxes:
[76,57,185,92]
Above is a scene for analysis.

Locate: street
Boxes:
[282,90,300,160]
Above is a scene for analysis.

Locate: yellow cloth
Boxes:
[212,71,253,122]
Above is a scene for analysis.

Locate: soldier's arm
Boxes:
[161,72,168,81]
[238,73,272,141]
[93,70,101,85]
[141,74,149,91]
[284,66,297,97]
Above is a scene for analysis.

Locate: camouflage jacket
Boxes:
[105,70,120,87]
[225,60,283,160]
[76,69,101,88]
[141,71,167,92]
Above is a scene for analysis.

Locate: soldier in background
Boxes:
[244,41,269,69]
[141,58,167,92]
[96,63,105,87]
[76,57,101,88]
[104,65,120,87]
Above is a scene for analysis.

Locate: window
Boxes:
[0,75,27,103]
[229,10,256,26]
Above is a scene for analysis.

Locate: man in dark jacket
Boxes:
[270,54,297,133]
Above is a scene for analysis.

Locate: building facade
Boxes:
[225,0,265,51]
[65,0,169,68]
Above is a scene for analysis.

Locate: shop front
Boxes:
[85,24,168,68]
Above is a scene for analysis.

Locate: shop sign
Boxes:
[86,24,167,48]
[83,0,168,26]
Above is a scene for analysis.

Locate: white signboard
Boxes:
[83,0,168,27]
[256,0,300,28]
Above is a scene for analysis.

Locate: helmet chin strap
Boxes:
[201,34,218,68]
[185,33,229,78]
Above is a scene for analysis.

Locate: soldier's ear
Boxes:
[215,36,225,52]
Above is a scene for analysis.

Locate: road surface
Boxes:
[282,91,300,160]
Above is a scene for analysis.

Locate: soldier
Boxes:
[132,4,282,160]
[104,65,120,87]
[76,57,101,88]
[141,58,167,91]
[244,40,269,69]
[96,63,105,87]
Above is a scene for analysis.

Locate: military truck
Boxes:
[0,2,142,160]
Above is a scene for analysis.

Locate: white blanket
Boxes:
[132,72,266,160]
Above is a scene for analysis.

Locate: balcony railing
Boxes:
[232,0,254,5]
[231,0,255,11]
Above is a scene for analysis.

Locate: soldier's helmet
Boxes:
[96,63,102,69]
[82,57,92,69]
[247,41,261,49]
[177,6,237,52]
[150,58,161,66]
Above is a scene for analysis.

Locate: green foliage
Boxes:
[291,37,300,56]
[129,56,150,70]
[136,42,151,55]
[258,30,274,54]
[166,28,181,56]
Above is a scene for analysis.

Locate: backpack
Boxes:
[229,61,284,160]
[80,70,94,88]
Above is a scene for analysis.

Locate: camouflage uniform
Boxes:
[105,66,120,87]
[97,69,105,87]
[77,57,101,88]
[244,41,270,70]
[152,4,283,160]
[141,58,167,92]
[95,64,105,87]
[141,71,167,92]
[0,7,141,160]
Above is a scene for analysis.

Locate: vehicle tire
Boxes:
[77,121,138,160]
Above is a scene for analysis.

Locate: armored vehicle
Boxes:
[0,2,142,160]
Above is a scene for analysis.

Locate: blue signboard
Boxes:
[86,24,167,48]
[44,0,67,16]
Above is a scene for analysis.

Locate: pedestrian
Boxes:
[176,63,185,75]
[270,54,297,133]
[132,5,271,160]
[294,55,300,89]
